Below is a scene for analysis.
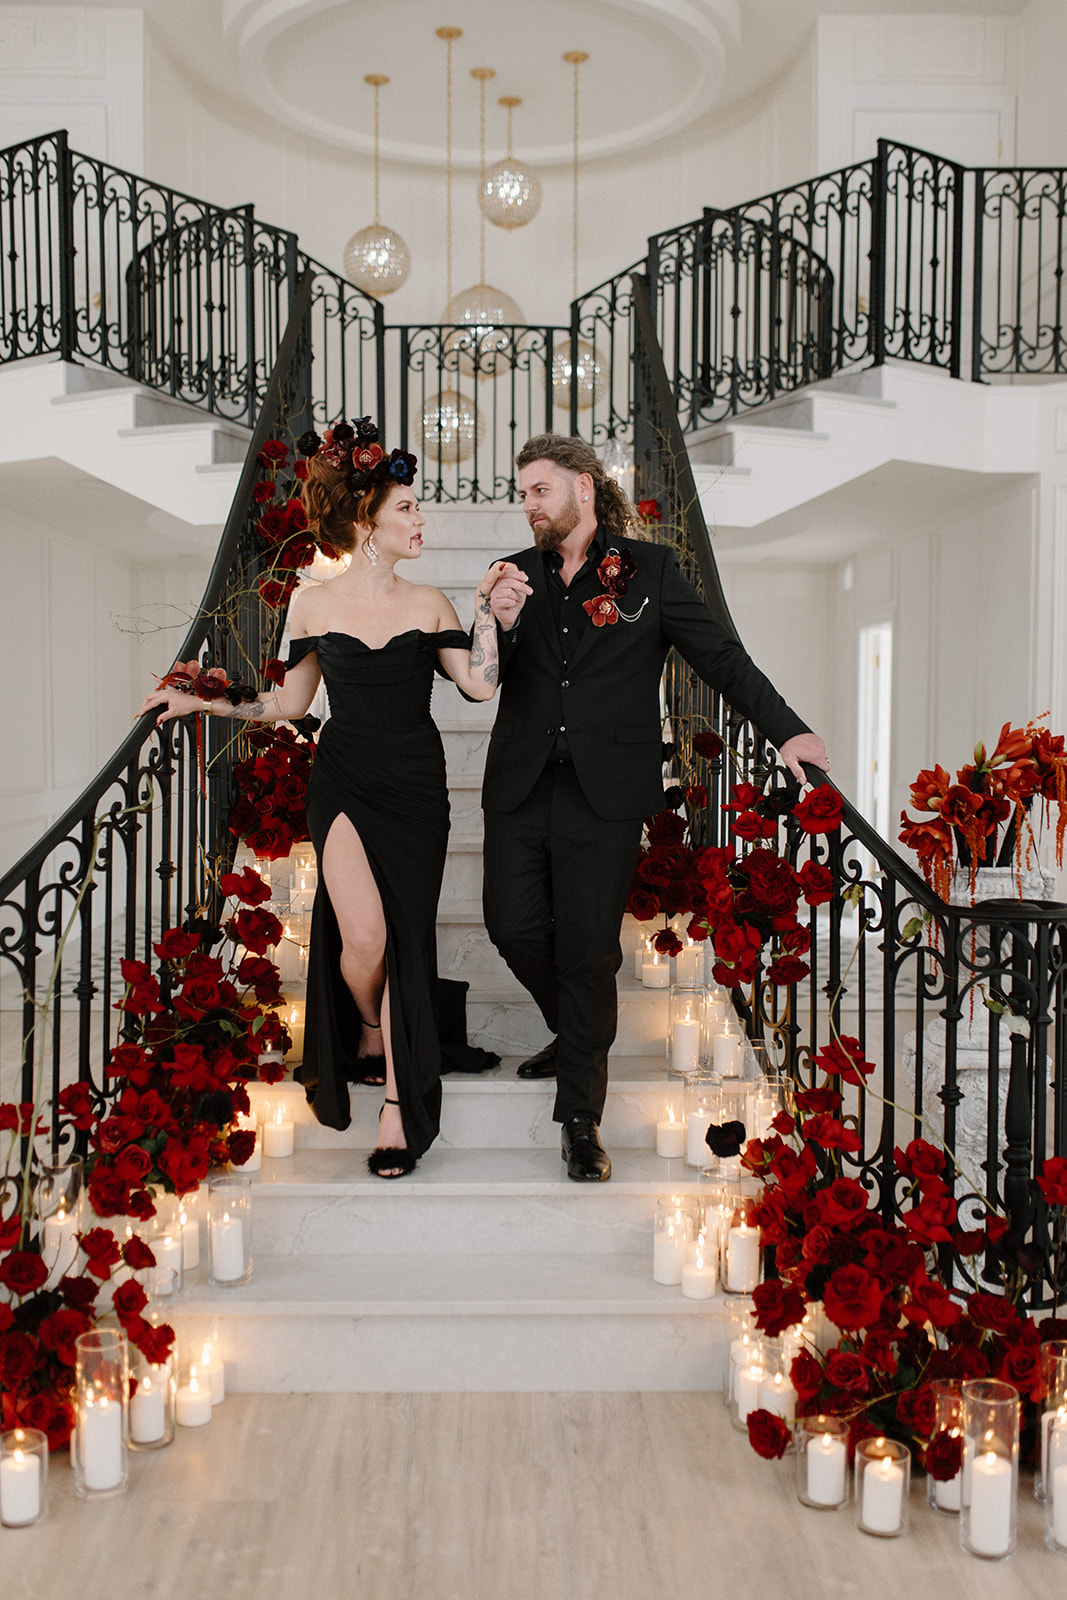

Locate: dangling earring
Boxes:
[366,536,379,566]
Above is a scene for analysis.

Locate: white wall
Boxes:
[718,560,836,746]
[0,5,143,167]
[1017,0,1067,165]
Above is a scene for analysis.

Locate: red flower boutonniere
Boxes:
[582,547,648,628]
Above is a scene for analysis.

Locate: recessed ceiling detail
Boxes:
[222,0,742,167]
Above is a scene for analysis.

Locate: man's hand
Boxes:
[779,732,831,785]
[488,564,532,631]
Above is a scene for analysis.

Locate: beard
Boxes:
[529,489,582,551]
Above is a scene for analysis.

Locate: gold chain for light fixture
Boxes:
[437,26,463,305]
[499,94,521,160]
[471,67,495,288]
[365,74,388,225]
[563,51,588,303]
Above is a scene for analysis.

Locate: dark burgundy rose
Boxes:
[792,786,844,834]
[926,1429,964,1482]
[823,1264,885,1332]
[746,1409,792,1460]
[693,729,723,760]
[752,1279,806,1339]
[296,430,322,457]
[0,1250,49,1297]
[824,1350,870,1393]
[705,1120,747,1158]
[331,421,355,444]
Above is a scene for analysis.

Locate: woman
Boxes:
[140,420,524,1177]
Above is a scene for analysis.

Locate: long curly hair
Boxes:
[515,433,640,542]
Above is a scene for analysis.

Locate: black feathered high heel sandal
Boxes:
[367,1098,417,1179]
[348,1017,387,1086]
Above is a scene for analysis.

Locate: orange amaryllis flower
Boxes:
[908,764,951,812]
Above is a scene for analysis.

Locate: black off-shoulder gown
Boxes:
[286,628,472,1158]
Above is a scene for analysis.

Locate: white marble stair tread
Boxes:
[179,1250,721,1317]
[251,1143,705,1195]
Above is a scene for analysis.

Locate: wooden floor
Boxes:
[6,1392,1064,1600]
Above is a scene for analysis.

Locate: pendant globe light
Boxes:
[480,96,542,231]
[446,66,524,378]
[551,51,606,413]
[419,26,482,466]
[342,75,410,298]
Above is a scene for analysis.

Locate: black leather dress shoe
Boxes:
[560,1114,612,1181]
[517,1039,558,1079]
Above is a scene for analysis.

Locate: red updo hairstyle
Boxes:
[300,455,397,557]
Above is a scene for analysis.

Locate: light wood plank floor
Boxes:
[5,1392,1064,1600]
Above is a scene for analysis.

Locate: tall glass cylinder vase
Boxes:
[653,1196,693,1285]
[927,1378,964,1514]
[73,1329,128,1498]
[960,1378,1018,1560]
[1046,1411,1067,1554]
[683,1069,718,1169]
[1038,1341,1067,1502]
[668,985,706,1078]
[722,1296,756,1408]
[208,1176,253,1286]
[35,1158,83,1289]
[721,1187,762,1295]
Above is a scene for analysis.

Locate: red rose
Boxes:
[790,1349,825,1405]
[792,786,844,834]
[257,439,289,469]
[652,930,682,957]
[252,480,275,504]
[895,1384,937,1435]
[37,1308,92,1366]
[636,498,661,521]
[125,1316,176,1368]
[80,1227,122,1278]
[824,1350,870,1393]
[746,1409,792,1460]
[56,1080,96,1130]
[813,1035,874,1088]
[174,974,226,1019]
[1038,1157,1067,1208]
[752,1279,807,1339]
[58,1274,100,1312]
[823,1264,885,1333]
[627,888,661,920]
[803,1116,862,1155]
[767,954,810,986]
[153,927,200,962]
[0,1250,48,1297]
[117,959,165,1015]
[926,1429,964,1481]
[797,859,835,905]
[902,1193,958,1245]
[245,822,296,861]
[902,1276,963,1330]
[112,1279,148,1321]
[795,1086,843,1116]
[995,1340,1043,1401]
[814,1177,870,1230]
[692,730,722,760]
[228,1129,257,1167]
[220,866,274,906]
[685,784,708,809]
[0,1330,37,1391]
[123,1235,157,1270]
[894,1138,947,1186]
[228,907,284,955]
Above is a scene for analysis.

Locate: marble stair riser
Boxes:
[431,681,498,729]
[245,1189,682,1259]
[436,920,514,981]
[445,783,485,834]
[440,727,491,776]
[175,1305,724,1393]
[441,847,486,901]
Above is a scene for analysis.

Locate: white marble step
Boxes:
[465,972,670,1057]
[238,1145,703,1259]
[176,1251,725,1392]
[252,1056,673,1151]
[440,724,491,776]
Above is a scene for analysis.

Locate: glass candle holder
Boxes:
[73,1329,129,1498]
[653,1196,694,1285]
[855,1437,910,1537]
[796,1415,849,1510]
[668,985,706,1077]
[0,1428,48,1527]
[633,931,653,980]
[681,1233,717,1299]
[262,1100,296,1159]
[716,1080,754,1179]
[655,1098,686,1158]
[758,1343,797,1423]
[731,1344,766,1432]
[175,1365,214,1428]
[927,1378,964,1514]
[233,1111,262,1173]
[710,1018,745,1077]
[705,985,729,1034]
[208,1175,253,1287]
[1038,1341,1067,1502]
[683,1069,718,1169]
[144,1215,184,1296]
[642,949,671,989]
[1045,1411,1067,1555]
[722,1296,756,1407]
[674,938,705,988]
[35,1157,83,1289]
[128,1359,175,1451]
[721,1188,762,1295]
[960,1378,1019,1560]
[177,1194,202,1271]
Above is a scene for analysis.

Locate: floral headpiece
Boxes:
[296,417,417,494]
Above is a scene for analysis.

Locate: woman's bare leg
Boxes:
[320,814,406,1170]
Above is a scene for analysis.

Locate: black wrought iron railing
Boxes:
[3,130,1067,1303]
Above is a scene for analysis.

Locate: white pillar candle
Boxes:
[1052,1462,1067,1547]
[967,1452,1013,1557]
[934,1467,961,1512]
[736,1364,764,1425]
[643,953,670,988]
[807,1432,847,1506]
[686,1111,712,1169]
[77,1396,123,1492]
[634,937,651,979]
[129,1374,166,1445]
[175,1373,212,1429]
[1041,1406,1067,1493]
[41,1208,79,1286]
[653,1226,687,1286]
[209,1213,247,1283]
[759,1371,796,1421]
[262,1110,295,1159]
[712,1030,744,1076]
[675,941,703,986]
[0,1448,41,1525]
[681,1250,717,1300]
[729,1339,756,1405]
[285,1004,306,1058]
[201,1344,225,1405]
[726,1224,760,1293]
[655,1107,686,1158]
[178,1206,200,1270]
[862,1454,905,1534]
[671,1012,702,1075]
[152,1234,182,1290]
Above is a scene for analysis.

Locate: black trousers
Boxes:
[482,762,644,1124]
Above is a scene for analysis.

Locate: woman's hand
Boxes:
[137,687,212,726]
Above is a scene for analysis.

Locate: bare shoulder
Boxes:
[405,580,457,629]
[286,583,322,636]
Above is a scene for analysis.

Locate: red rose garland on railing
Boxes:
[229,718,316,861]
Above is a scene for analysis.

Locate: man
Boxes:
[482,434,829,1182]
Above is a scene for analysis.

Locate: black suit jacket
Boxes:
[482,537,809,821]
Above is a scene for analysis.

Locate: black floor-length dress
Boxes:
[286,628,473,1159]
